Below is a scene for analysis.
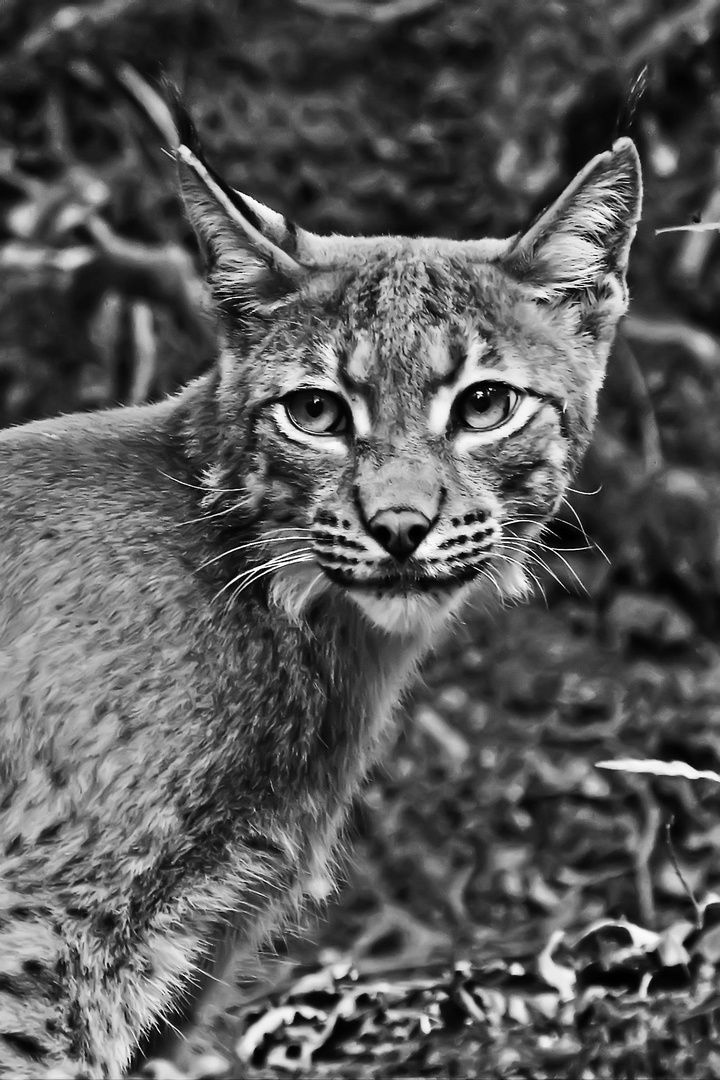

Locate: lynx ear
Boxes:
[504,138,642,335]
[173,103,303,317]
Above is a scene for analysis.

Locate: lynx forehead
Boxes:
[316,257,579,444]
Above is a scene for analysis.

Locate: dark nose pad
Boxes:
[368,509,432,560]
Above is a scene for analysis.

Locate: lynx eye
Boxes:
[284,389,349,435]
[455,382,520,432]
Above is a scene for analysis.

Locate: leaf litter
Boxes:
[137,589,720,1080]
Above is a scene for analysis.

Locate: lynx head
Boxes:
[176,113,641,637]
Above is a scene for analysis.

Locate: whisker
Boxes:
[559,496,610,564]
[212,549,312,603]
[557,495,591,547]
[524,538,593,554]
[503,509,609,566]
[231,551,313,591]
[158,470,246,496]
[196,535,314,574]
[172,503,243,527]
[221,559,309,610]
[499,541,569,595]
[492,550,548,606]
[476,565,503,603]
[502,514,547,528]
[227,554,315,607]
[506,555,548,606]
[530,544,589,594]
[517,553,562,598]
[508,546,584,598]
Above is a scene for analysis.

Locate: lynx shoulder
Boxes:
[0,111,641,1078]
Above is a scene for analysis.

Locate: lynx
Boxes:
[0,100,641,1078]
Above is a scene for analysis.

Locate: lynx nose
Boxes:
[368,508,432,560]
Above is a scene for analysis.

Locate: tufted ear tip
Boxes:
[170,95,311,325]
[611,135,641,164]
[501,138,642,337]
[161,77,200,153]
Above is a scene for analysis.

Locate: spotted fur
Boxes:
[0,119,641,1077]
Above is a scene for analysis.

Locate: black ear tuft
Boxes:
[171,88,304,318]
[165,82,266,237]
[161,77,204,158]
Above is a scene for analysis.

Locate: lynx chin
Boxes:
[0,95,641,1078]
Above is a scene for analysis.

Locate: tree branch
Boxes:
[622,0,720,72]
[292,0,440,24]
[624,314,720,373]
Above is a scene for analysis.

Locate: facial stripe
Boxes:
[424,325,467,383]
[426,333,491,435]
[342,334,374,385]
[319,341,372,437]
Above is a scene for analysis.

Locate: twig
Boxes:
[0,241,95,275]
[669,151,720,286]
[624,314,720,373]
[84,215,209,339]
[0,0,200,85]
[665,818,702,928]
[12,0,142,61]
[414,705,470,768]
[635,793,661,929]
[128,301,157,405]
[113,62,179,149]
[622,0,720,72]
[613,334,664,474]
[292,0,440,23]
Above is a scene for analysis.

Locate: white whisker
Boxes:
[557,495,590,548]
[559,496,610,564]
[158,470,245,495]
[492,550,548,606]
[227,554,315,607]
[504,506,609,565]
[532,543,588,594]
[525,538,593,554]
[212,548,313,604]
[476,564,505,604]
[172,503,243,527]
[196,535,314,574]
[499,540,568,595]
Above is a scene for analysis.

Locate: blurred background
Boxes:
[7,1,720,1076]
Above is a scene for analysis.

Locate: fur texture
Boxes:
[0,124,641,1077]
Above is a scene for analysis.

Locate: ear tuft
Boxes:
[169,89,305,324]
[505,138,642,334]
[161,77,203,158]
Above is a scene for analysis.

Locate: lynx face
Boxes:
[177,124,641,636]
